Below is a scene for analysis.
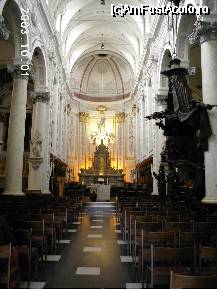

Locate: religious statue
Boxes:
[98,116,105,132]
[153,164,166,201]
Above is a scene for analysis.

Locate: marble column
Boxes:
[28,92,51,194]
[190,21,217,203]
[3,66,29,195]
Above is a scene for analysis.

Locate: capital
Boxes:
[0,16,10,40]
[115,112,125,123]
[7,65,34,81]
[79,112,89,123]
[189,20,217,45]
[32,92,50,104]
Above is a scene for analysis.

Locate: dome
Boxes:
[70,52,134,102]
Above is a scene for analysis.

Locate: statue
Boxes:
[153,164,166,201]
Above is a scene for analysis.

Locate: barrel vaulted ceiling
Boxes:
[47,0,146,101]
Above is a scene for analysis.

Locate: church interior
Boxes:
[0,0,217,288]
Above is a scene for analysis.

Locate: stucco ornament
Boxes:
[31,131,42,157]
[29,131,43,169]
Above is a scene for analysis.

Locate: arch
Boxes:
[31,46,48,90]
[0,0,7,15]
[176,14,197,62]
[158,48,172,91]
[2,0,27,61]
[176,14,202,101]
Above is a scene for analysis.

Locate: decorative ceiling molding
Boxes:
[71,52,133,102]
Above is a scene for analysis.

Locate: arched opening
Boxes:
[160,49,172,91]
[32,47,47,90]
[176,15,202,101]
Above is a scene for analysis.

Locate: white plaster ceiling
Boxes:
[70,52,134,101]
[48,0,146,76]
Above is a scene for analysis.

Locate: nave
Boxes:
[2,192,217,289]
[0,196,137,289]
[1,0,217,288]
[44,202,135,289]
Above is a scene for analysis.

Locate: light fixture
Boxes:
[100,33,105,50]
[100,0,105,5]
[168,0,181,6]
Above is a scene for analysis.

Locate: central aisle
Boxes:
[45,202,135,289]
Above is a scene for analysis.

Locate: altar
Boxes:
[78,140,125,187]
[90,184,111,201]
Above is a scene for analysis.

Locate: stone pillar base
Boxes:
[25,189,51,195]
[202,197,217,204]
[2,191,25,196]
[151,192,159,195]
[153,179,158,195]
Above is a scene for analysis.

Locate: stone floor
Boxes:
[21,202,142,289]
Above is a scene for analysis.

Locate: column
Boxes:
[78,112,89,173]
[190,21,217,203]
[28,92,51,194]
[3,66,29,195]
[115,112,125,170]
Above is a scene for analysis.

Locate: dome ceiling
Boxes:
[47,0,146,101]
[70,52,133,102]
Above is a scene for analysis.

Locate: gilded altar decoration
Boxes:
[97,105,107,113]
[79,139,124,186]
[79,112,89,123]
[115,112,125,123]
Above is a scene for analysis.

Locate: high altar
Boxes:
[78,140,124,186]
